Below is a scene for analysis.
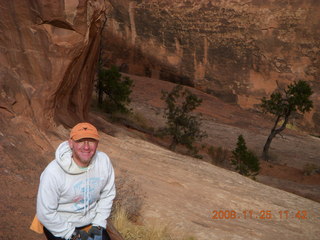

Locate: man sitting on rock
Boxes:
[36,122,116,240]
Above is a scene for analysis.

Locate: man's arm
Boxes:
[36,164,75,239]
[92,155,116,228]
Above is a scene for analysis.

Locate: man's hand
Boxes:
[71,229,89,240]
[88,226,103,239]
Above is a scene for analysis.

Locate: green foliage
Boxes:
[96,65,133,114]
[231,135,260,177]
[160,85,207,155]
[261,80,313,117]
[260,80,313,160]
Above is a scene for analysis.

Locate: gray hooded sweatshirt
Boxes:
[36,141,116,239]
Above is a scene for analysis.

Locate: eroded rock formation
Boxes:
[0,1,109,238]
[0,0,107,128]
[103,0,320,133]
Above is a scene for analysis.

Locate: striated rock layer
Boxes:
[0,0,108,128]
[103,0,320,133]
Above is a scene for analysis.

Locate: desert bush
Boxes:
[159,85,207,156]
[111,205,171,240]
[207,146,229,167]
[112,171,144,222]
[111,204,197,240]
[96,65,133,114]
[231,135,260,178]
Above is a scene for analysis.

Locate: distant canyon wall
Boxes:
[104,0,320,133]
[0,0,107,128]
[1,0,319,133]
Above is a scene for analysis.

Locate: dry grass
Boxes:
[112,170,144,222]
[207,145,230,168]
[111,171,196,240]
[111,205,196,240]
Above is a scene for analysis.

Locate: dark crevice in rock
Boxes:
[41,19,75,31]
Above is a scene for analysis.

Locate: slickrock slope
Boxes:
[2,113,320,240]
[100,131,320,240]
[43,120,320,240]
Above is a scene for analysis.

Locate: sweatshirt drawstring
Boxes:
[83,169,90,215]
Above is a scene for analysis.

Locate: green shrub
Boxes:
[96,65,133,114]
[231,135,260,178]
[159,85,207,156]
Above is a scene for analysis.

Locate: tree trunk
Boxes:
[98,83,103,106]
[263,113,290,161]
[262,131,277,161]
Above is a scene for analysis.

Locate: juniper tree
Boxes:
[260,80,313,160]
[231,135,260,177]
[96,65,133,114]
[160,85,207,156]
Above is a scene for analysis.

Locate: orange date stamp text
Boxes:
[211,210,308,220]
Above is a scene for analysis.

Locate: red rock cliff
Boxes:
[0,2,109,238]
[103,0,320,133]
[0,0,107,128]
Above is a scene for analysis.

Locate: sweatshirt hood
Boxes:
[55,141,95,174]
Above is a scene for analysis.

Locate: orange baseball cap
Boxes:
[70,122,100,141]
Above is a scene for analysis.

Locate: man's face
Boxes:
[68,138,99,167]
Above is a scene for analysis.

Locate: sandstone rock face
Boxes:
[0,1,108,238]
[100,132,320,240]
[103,0,320,133]
[0,0,107,128]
